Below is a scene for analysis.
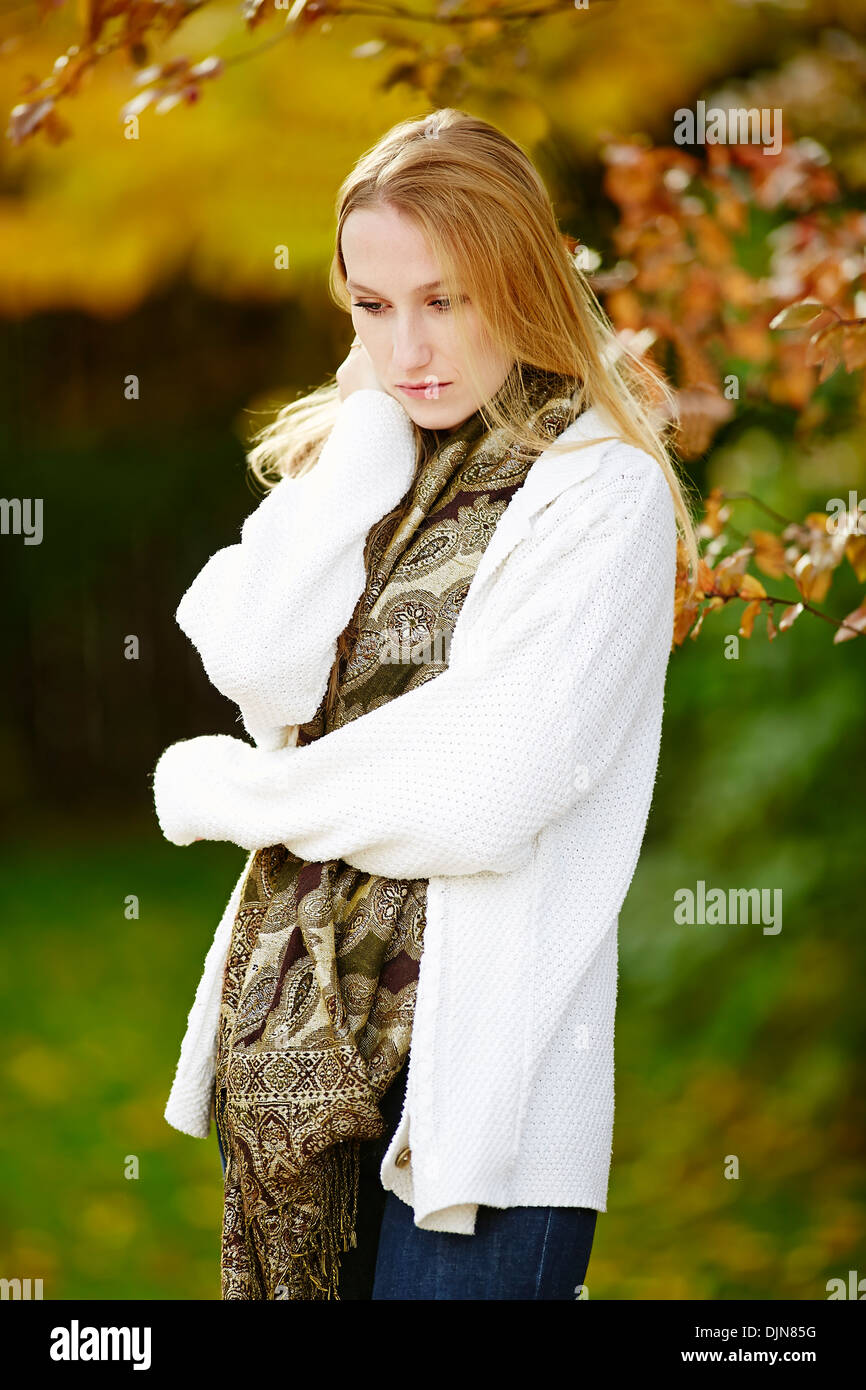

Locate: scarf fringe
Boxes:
[234,1137,362,1301]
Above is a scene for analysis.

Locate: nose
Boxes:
[390,310,433,376]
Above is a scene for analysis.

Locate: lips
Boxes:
[396,381,451,391]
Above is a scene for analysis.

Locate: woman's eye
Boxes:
[351,298,459,314]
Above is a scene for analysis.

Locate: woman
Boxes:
[153,107,698,1301]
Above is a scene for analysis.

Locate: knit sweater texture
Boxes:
[153,387,677,1234]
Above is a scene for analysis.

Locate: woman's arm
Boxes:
[175,388,417,750]
[153,450,677,879]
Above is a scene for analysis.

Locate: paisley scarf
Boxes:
[214,363,580,1299]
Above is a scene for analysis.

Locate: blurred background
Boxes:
[0,0,864,1300]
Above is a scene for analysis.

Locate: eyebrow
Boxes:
[346,279,446,296]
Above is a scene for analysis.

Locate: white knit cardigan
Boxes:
[152,387,677,1235]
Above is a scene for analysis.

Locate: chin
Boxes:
[401,392,465,424]
[411,409,463,434]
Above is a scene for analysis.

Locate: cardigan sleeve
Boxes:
[153,448,677,879]
[173,389,418,750]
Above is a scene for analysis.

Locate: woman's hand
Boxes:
[336,338,386,401]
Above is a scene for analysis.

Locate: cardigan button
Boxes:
[395,1147,412,1169]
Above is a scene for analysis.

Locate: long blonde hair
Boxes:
[246,108,700,719]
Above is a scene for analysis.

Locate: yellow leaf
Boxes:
[739,572,767,599]
[769,300,826,330]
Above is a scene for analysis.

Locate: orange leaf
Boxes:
[673,599,700,645]
[697,558,716,594]
[750,529,787,580]
[842,323,866,372]
[715,569,741,597]
[739,599,761,638]
[793,554,832,603]
[714,548,751,596]
[845,534,866,583]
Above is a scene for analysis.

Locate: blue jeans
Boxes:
[216,1064,597,1300]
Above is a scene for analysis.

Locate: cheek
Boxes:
[459,310,498,366]
[352,311,383,347]
[439,310,478,367]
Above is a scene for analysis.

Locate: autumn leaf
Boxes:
[793,554,832,603]
[769,300,828,330]
[698,488,731,540]
[713,547,751,596]
[750,530,787,580]
[807,322,845,382]
[673,386,735,459]
[833,600,866,644]
[843,323,866,372]
[779,602,805,632]
[845,535,866,583]
[739,599,762,638]
[739,572,767,600]
[673,599,700,646]
[697,558,716,594]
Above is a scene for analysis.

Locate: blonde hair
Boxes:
[246,108,700,719]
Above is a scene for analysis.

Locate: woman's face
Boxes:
[342,202,514,431]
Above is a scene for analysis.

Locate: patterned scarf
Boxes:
[214,364,579,1299]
